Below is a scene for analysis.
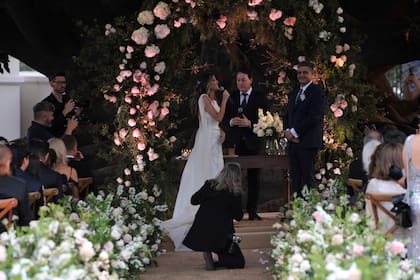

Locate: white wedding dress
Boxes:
[161,94,224,251]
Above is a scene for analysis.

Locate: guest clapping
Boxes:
[183,162,245,270]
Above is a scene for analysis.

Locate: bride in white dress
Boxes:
[161,73,230,251]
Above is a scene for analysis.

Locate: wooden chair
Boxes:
[347,178,363,193]
[0,198,18,229]
[365,192,399,236]
[78,177,93,199]
[28,192,41,218]
[43,188,59,204]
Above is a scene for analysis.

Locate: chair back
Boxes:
[78,177,93,199]
[365,192,399,236]
[28,192,41,218]
[43,188,59,204]
[347,178,363,193]
[0,198,18,229]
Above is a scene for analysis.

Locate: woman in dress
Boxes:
[48,138,80,201]
[161,73,230,251]
[402,133,420,265]
[365,143,406,237]
[183,162,245,270]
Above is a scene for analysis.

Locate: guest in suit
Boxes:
[283,61,325,198]
[27,139,65,201]
[183,162,245,270]
[223,70,269,220]
[10,141,42,192]
[62,135,92,178]
[0,144,31,230]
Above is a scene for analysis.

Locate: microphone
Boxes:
[218,86,225,93]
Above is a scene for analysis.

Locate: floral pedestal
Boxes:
[264,137,287,155]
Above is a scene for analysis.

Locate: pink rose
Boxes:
[154,24,171,39]
[391,240,406,256]
[113,84,121,91]
[114,138,121,146]
[147,84,160,96]
[137,142,146,151]
[352,244,364,256]
[131,86,140,95]
[283,17,297,26]
[269,9,282,21]
[131,27,149,45]
[248,0,263,6]
[145,44,160,58]
[159,107,170,120]
[128,119,137,127]
[312,211,323,223]
[129,108,137,115]
[340,100,348,109]
[125,96,132,104]
[400,260,410,272]
[334,108,343,118]
[119,128,128,139]
[126,45,134,53]
[330,103,338,112]
[69,212,80,222]
[116,75,124,83]
[216,15,227,29]
[153,2,171,20]
[132,128,142,138]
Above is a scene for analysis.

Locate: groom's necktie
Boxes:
[295,88,303,104]
[240,92,248,108]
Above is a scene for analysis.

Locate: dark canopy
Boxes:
[0,0,419,74]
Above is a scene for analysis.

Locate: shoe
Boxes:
[248,212,262,221]
[203,252,215,270]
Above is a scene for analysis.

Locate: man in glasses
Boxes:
[42,72,80,137]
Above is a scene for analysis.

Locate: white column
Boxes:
[0,57,24,141]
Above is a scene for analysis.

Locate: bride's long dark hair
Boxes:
[189,72,215,119]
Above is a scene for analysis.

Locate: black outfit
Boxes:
[38,163,66,201]
[0,176,31,230]
[15,168,42,192]
[223,89,269,215]
[42,93,70,137]
[27,121,54,142]
[283,83,325,198]
[183,180,245,269]
[67,156,92,178]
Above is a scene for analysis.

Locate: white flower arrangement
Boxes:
[0,185,167,279]
[253,108,283,137]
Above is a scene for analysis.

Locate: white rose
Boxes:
[154,24,171,39]
[331,234,343,246]
[153,61,166,74]
[131,27,149,45]
[137,10,154,25]
[153,2,171,20]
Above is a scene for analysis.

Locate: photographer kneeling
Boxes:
[183,162,245,270]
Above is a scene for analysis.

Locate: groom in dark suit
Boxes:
[284,61,325,198]
[223,70,269,220]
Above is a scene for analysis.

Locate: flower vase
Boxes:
[265,136,279,155]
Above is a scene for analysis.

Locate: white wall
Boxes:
[0,56,50,141]
[20,72,50,137]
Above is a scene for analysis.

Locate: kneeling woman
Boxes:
[183,162,245,270]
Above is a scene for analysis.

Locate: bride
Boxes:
[161,73,230,251]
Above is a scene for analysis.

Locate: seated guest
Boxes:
[27,101,78,142]
[48,138,79,201]
[382,126,407,145]
[10,141,42,192]
[28,139,65,201]
[183,163,245,271]
[365,143,406,236]
[0,144,31,229]
[62,135,92,178]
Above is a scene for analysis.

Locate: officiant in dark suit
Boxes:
[283,61,325,198]
[222,70,269,220]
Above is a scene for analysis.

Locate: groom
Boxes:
[223,69,269,220]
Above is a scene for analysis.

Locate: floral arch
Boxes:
[100,0,374,194]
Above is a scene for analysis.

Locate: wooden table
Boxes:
[177,155,291,202]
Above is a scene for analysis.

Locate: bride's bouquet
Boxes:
[253,108,283,137]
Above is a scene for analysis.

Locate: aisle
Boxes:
[141,212,279,280]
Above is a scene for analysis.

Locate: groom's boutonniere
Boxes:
[300,92,306,102]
